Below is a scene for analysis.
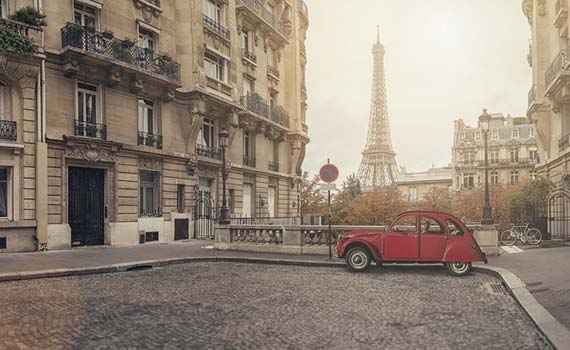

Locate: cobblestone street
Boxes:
[0,263,552,350]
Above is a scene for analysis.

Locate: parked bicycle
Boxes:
[500,224,542,246]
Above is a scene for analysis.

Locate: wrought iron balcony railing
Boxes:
[138,131,163,149]
[147,0,160,7]
[267,65,280,79]
[240,93,290,128]
[243,155,256,167]
[242,48,257,63]
[202,15,230,40]
[75,120,106,140]
[236,0,287,38]
[545,50,569,91]
[0,120,17,141]
[559,133,570,152]
[196,143,221,159]
[61,23,180,83]
[268,161,279,172]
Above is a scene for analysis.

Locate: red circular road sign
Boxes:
[319,164,339,183]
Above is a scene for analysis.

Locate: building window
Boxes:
[243,130,255,166]
[74,2,97,29]
[76,82,101,137]
[529,127,534,138]
[198,118,216,148]
[463,152,475,165]
[243,77,254,96]
[138,98,158,135]
[203,0,224,25]
[512,128,519,139]
[408,187,417,203]
[510,170,519,184]
[475,131,481,142]
[138,26,158,68]
[139,171,160,216]
[268,185,277,217]
[490,150,499,165]
[491,129,499,140]
[529,149,539,163]
[530,169,538,180]
[0,0,7,18]
[205,51,228,82]
[491,171,499,185]
[510,149,519,164]
[0,82,10,120]
[0,168,10,218]
[462,174,475,189]
[176,184,185,213]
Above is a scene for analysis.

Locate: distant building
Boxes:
[397,167,453,203]
[452,114,538,190]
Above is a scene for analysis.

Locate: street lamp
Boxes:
[479,109,493,225]
[218,128,230,224]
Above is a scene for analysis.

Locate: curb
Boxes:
[475,265,570,350]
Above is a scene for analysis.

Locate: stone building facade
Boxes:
[452,114,539,190]
[396,167,452,203]
[1,0,309,252]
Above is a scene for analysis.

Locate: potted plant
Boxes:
[121,38,135,48]
[102,28,114,40]
[9,6,46,27]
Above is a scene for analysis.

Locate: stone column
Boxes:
[474,224,499,256]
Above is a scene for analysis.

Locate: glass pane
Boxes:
[78,92,84,122]
[147,108,153,134]
[421,217,444,234]
[145,187,154,214]
[393,216,417,233]
[88,94,97,124]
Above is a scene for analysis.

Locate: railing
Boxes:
[545,50,569,91]
[196,143,221,159]
[242,48,257,63]
[147,0,161,7]
[298,0,309,18]
[61,23,180,83]
[240,93,290,128]
[230,216,302,225]
[458,158,539,167]
[0,120,17,141]
[528,85,535,106]
[206,76,232,96]
[236,0,287,37]
[138,131,163,149]
[243,155,256,167]
[202,15,230,40]
[230,226,284,244]
[268,160,279,172]
[267,65,280,79]
[559,133,570,152]
[75,120,106,140]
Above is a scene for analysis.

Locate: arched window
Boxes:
[0,82,10,120]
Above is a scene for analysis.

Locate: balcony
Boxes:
[60,23,180,84]
[559,133,570,152]
[196,143,221,160]
[138,131,163,149]
[75,120,106,140]
[236,0,288,42]
[242,48,257,64]
[544,50,570,96]
[0,18,42,54]
[243,155,256,167]
[240,93,290,129]
[267,65,280,81]
[555,0,568,28]
[202,15,230,41]
[268,160,279,172]
[0,120,17,141]
[206,76,232,96]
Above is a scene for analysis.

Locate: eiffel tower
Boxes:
[357,27,398,191]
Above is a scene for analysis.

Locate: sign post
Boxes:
[319,160,339,260]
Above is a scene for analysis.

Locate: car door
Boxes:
[383,214,419,260]
[419,216,447,261]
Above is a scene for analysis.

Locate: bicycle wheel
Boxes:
[526,228,542,245]
[500,230,517,246]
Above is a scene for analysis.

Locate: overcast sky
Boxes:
[303,0,531,182]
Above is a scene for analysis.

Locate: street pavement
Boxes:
[0,262,552,350]
[488,245,570,329]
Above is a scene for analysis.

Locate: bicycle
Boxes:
[500,224,542,246]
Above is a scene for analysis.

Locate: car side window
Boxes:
[420,217,444,234]
[392,215,417,233]
[447,220,464,236]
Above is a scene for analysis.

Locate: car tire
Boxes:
[445,262,472,277]
[345,246,371,272]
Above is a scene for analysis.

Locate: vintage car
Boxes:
[336,211,487,276]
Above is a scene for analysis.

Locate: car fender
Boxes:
[442,239,484,262]
[343,238,382,261]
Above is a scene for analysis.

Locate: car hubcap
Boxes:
[350,251,368,269]
[451,263,468,274]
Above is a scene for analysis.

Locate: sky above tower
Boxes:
[303,0,531,182]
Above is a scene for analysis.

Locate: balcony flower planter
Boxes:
[102,30,114,40]
[121,39,135,48]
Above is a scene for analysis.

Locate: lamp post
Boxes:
[479,109,493,225]
[218,128,230,225]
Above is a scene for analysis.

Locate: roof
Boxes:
[397,167,453,185]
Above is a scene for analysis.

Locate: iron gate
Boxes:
[548,191,570,239]
[69,167,105,246]
[194,191,216,239]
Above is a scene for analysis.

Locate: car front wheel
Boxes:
[445,262,472,276]
[345,246,371,272]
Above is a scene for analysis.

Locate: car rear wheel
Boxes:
[445,262,472,276]
[345,246,371,272]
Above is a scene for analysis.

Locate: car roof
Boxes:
[397,211,461,221]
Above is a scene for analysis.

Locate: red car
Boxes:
[336,211,487,276]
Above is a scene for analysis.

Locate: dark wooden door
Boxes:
[69,167,105,246]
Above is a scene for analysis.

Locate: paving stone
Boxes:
[0,263,552,350]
